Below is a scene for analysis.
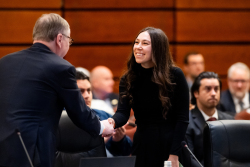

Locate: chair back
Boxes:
[55,112,106,167]
[203,120,250,167]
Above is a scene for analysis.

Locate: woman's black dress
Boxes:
[112,66,190,167]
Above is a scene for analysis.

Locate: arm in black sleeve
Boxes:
[112,76,131,128]
[169,68,190,155]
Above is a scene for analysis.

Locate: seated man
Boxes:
[218,62,250,115]
[183,52,205,90]
[186,72,234,167]
[76,71,132,156]
[90,66,119,113]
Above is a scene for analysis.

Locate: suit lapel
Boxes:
[218,110,233,120]
[226,90,236,113]
[192,106,206,132]
[248,92,250,104]
[218,111,225,120]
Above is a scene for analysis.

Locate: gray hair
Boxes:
[228,62,250,78]
[33,13,70,42]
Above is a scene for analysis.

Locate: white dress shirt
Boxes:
[200,109,219,121]
[232,92,249,113]
[91,99,115,115]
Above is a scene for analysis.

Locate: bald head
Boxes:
[90,66,114,99]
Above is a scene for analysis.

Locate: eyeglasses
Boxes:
[62,34,74,45]
[229,79,249,84]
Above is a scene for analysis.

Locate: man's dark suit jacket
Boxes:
[218,89,250,115]
[0,43,100,167]
[186,106,234,167]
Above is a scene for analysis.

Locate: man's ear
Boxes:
[194,91,199,99]
[56,34,63,48]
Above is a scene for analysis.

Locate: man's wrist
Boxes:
[99,121,105,135]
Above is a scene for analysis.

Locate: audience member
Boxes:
[75,67,114,115]
[91,66,119,113]
[75,71,132,156]
[184,52,205,89]
[186,72,234,167]
[218,62,250,115]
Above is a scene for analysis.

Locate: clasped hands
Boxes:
[100,118,116,137]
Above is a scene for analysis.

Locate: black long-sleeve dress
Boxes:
[112,65,190,167]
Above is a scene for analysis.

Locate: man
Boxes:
[218,62,250,115]
[0,13,113,167]
[186,72,233,167]
[183,52,205,89]
[91,66,119,113]
[75,71,132,156]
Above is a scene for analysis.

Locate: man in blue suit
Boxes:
[186,72,233,167]
[0,13,114,167]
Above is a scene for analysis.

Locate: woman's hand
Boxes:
[167,154,179,167]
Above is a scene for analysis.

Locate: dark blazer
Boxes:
[0,43,100,167]
[186,106,234,167]
[218,89,250,115]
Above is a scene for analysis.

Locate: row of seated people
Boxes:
[185,59,250,167]
[184,52,250,116]
[184,55,250,166]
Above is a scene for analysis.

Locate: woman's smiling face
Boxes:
[133,31,154,68]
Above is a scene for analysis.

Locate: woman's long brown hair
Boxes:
[121,27,175,119]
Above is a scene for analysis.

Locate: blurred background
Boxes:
[0,0,250,93]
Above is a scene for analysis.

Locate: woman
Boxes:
[109,27,190,167]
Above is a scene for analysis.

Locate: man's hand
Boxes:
[100,120,114,137]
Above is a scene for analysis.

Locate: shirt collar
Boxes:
[199,108,218,121]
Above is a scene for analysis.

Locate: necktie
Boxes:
[207,117,217,121]
[239,101,244,111]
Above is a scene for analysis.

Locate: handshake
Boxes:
[100,118,116,137]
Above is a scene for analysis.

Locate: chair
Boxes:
[203,120,250,167]
[55,112,106,167]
